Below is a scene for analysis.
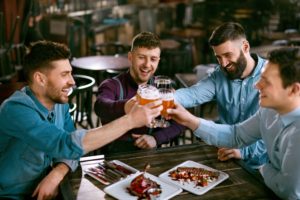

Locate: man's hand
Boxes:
[32,163,69,200]
[128,100,162,129]
[167,103,200,131]
[217,148,242,161]
[124,96,137,114]
[132,134,157,149]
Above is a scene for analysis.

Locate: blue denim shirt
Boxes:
[175,54,268,168]
[0,87,86,198]
[196,108,300,200]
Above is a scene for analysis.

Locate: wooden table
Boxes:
[71,55,130,71]
[61,142,279,200]
[71,55,130,84]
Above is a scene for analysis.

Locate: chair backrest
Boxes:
[69,74,95,129]
[0,48,16,83]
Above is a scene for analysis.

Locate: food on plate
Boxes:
[169,166,220,187]
[127,173,161,199]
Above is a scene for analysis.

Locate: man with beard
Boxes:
[0,40,162,199]
[94,32,185,154]
[174,22,268,169]
[168,47,300,200]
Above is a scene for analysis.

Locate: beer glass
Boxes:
[159,88,175,127]
[137,84,160,128]
[153,76,174,128]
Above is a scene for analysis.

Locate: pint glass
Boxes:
[137,84,160,128]
[160,88,175,118]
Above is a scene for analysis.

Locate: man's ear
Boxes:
[242,40,250,53]
[290,82,300,96]
[33,71,46,87]
[128,51,133,62]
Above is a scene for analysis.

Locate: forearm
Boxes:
[83,115,134,153]
[184,113,201,131]
[51,163,70,183]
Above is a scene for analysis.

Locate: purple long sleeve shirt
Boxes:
[94,71,185,153]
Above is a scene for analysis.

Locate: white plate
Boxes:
[159,160,229,195]
[104,172,183,200]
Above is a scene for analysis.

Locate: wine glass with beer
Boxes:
[154,76,175,128]
[137,84,160,128]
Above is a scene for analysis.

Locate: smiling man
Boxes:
[174,22,268,169]
[168,47,300,200]
[0,40,162,199]
[94,32,185,154]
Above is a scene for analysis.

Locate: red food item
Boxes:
[169,167,219,187]
[127,173,161,200]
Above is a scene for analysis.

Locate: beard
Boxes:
[221,50,247,80]
[46,84,69,104]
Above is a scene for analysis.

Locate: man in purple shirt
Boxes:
[94,32,185,154]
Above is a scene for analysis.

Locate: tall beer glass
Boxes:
[137,84,160,128]
[153,76,175,128]
[159,88,175,127]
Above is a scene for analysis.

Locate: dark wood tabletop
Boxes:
[61,142,279,200]
[71,55,130,71]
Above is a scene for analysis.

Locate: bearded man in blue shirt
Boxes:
[169,47,300,199]
[0,41,162,199]
[175,22,268,169]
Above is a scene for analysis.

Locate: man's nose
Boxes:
[220,58,229,68]
[145,57,152,67]
[70,75,76,86]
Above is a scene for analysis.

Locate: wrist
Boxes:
[123,114,135,130]
[52,163,70,182]
[188,115,201,131]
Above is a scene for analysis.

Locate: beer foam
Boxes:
[160,92,174,100]
[139,85,160,99]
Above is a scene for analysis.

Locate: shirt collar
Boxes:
[125,71,139,89]
[250,54,265,78]
[280,107,300,127]
[25,86,55,120]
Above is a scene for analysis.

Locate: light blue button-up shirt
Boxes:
[0,87,87,198]
[175,55,268,168]
[196,107,300,199]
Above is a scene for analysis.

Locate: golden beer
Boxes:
[137,84,160,106]
[159,88,175,118]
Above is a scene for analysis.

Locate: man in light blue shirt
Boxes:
[169,47,300,199]
[175,22,268,169]
[0,41,162,199]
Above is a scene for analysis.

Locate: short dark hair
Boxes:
[23,40,71,83]
[268,47,300,88]
[208,22,246,46]
[131,32,161,51]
